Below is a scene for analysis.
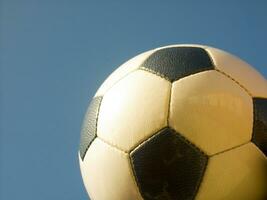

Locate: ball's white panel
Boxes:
[155,44,208,51]
[95,50,155,97]
[196,143,267,200]
[206,47,267,98]
[97,70,171,152]
[170,70,253,155]
[79,138,143,200]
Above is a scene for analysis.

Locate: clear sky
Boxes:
[1,1,267,199]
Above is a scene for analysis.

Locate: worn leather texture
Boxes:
[79,96,102,160]
[140,47,214,82]
[130,128,208,200]
[252,98,267,156]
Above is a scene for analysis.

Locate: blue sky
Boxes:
[1,1,266,199]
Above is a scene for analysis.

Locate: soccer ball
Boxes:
[79,44,267,200]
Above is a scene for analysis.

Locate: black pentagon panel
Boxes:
[252,98,267,156]
[140,47,214,82]
[79,96,103,160]
[130,128,208,200]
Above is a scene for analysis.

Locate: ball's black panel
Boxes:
[252,98,267,156]
[79,96,103,160]
[140,47,214,82]
[130,128,208,200]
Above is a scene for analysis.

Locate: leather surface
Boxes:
[79,96,102,160]
[196,143,267,200]
[79,138,143,200]
[140,47,214,82]
[97,70,171,152]
[130,128,208,200]
[206,47,267,98]
[79,44,267,200]
[252,98,267,156]
[170,70,253,155]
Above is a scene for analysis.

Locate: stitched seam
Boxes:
[215,68,252,97]
[139,66,172,82]
[129,128,168,199]
[251,143,267,160]
[129,127,209,200]
[247,98,267,155]
[81,136,97,160]
[140,66,217,85]
[166,128,208,200]
[94,67,140,97]
[167,128,209,200]
[96,137,143,198]
[128,127,174,199]
[129,127,167,153]
[250,98,266,153]
[167,83,173,126]
[251,99,257,142]
[170,66,214,82]
[207,50,254,155]
[170,128,207,156]
[94,50,157,97]
[130,126,208,156]
[97,136,128,154]
[140,46,215,83]
[81,96,103,160]
[128,155,144,199]
[204,47,253,97]
[210,141,251,157]
[192,158,209,200]
[100,46,214,94]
